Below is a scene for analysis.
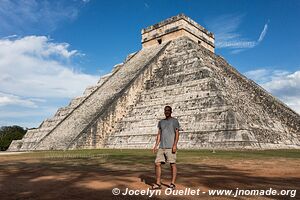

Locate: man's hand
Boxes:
[152,146,158,154]
[172,145,177,154]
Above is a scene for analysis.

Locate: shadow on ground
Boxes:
[0,156,298,200]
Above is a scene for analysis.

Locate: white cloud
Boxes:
[244,68,300,114]
[0,35,99,127]
[2,34,18,39]
[258,23,268,42]
[0,92,37,108]
[0,104,59,128]
[244,68,272,83]
[0,0,87,36]
[0,36,79,59]
[42,41,79,58]
[206,14,269,53]
[0,35,98,99]
[263,70,300,97]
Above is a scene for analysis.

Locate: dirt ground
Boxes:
[0,151,299,200]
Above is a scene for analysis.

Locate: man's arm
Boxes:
[172,128,179,153]
[152,129,161,153]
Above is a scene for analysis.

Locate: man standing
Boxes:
[152,106,180,190]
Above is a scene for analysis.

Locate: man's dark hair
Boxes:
[164,105,172,112]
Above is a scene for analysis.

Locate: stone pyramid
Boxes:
[8,14,300,151]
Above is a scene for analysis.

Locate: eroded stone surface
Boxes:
[7,15,300,151]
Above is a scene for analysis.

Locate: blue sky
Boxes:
[0,0,299,128]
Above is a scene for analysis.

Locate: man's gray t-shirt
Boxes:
[158,117,180,148]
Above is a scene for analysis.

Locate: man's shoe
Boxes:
[152,183,162,190]
[169,183,176,190]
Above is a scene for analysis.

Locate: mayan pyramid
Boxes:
[8,14,300,151]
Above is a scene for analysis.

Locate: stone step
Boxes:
[19,141,37,151]
[6,140,23,151]
[83,85,99,96]
[124,52,137,62]
[111,63,124,73]
[21,129,39,139]
[34,43,169,150]
[127,102,229,119]
[22,129,48,140]
[39,118,61,129]
[97,73,112,85]
[69,96,86,108]
[136,92,221,107]
[54,107,73,117]
[11,50,141,150]
[120,106,232,123]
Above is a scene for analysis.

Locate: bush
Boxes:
[0,126,27,151]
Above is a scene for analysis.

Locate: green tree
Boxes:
[0,126,27,151]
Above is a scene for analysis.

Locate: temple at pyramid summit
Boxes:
[8,14,300,151]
